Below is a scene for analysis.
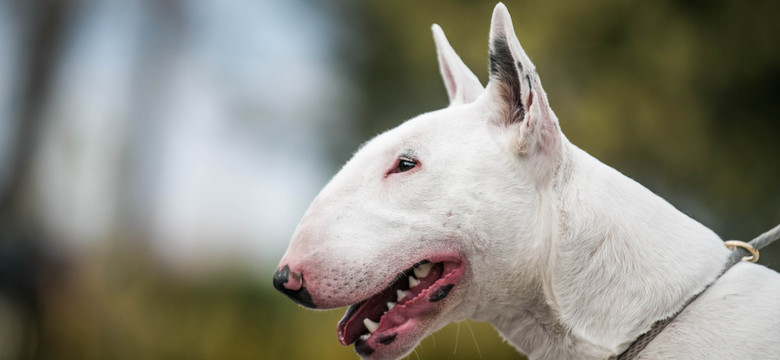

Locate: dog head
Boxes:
[274,4,564,359]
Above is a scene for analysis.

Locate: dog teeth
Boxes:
[387,301,396,310]
[396,289,409,301]
[409,275,419,288]
[360,333,371,341]
[414,262,434,278]
[363,318,380,333]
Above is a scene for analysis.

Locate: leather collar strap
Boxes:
[613,224,780,360]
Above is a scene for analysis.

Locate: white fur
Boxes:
[277,3,780,359]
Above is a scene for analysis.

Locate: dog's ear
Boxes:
[432,24,484,106]
[487,3,560,155]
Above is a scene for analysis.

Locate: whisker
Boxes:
[465,321,483,360]
[454,321,461,354]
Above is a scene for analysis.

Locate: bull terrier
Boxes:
[273,3,780,359]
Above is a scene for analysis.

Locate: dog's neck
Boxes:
[483,141,730,360]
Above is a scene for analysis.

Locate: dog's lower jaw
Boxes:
[339,258,467,360]
[353,298,467,360]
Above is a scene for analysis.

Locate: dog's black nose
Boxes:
[272,265,317,308]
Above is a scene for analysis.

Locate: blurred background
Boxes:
[0,0,778,359]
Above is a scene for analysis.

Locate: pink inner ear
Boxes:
[440,57,457,100]
[535,97,559,152]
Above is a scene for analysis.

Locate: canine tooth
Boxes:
[414,262,434,278]
[360,333,371,341]
[396,289,409,301]
[387,301,396,310]
[409,275,419,288]
[363,318,380,333]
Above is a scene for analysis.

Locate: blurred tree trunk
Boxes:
[1,0,71,221]
[0,1,74,359]
[119,0,185,242]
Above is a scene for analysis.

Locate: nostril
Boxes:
[272,265,317,308]
[285,270,303,291]
[273,265,302,291]
[272,265,291,291]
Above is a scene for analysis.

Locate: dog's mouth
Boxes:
[337,257,464,357]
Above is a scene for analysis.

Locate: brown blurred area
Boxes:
[0,1,778,359]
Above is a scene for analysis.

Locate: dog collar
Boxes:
[613,224,780,360]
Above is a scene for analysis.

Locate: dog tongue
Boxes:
[338,283,403,345]
[337,263,447,346]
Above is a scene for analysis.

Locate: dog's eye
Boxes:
[388,156,417,175]
[398,158,417,172]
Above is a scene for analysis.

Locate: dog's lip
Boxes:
[336,255,464,349]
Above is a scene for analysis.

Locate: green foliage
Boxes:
[39,248,524,359]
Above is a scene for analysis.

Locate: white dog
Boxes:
[273,3,780,359]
